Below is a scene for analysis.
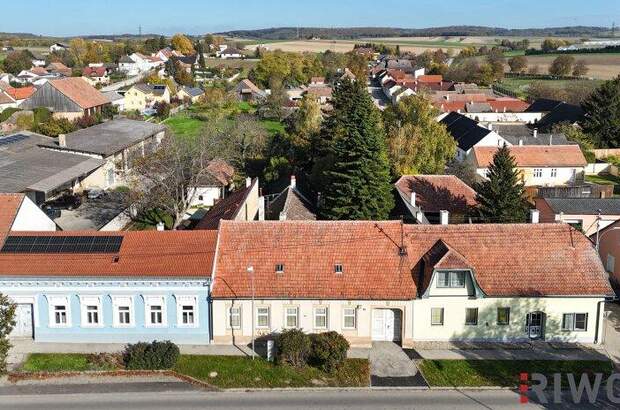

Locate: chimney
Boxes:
[533,128,538,138]
[488,123,493,131]
[549,134,553,145]
[519,139,523,146]
[530,209,540,224]
[503,106,507,113]
[290,175,296,189]
[258,195,265,221]
[58,134,66,147]
[415,211,424,223]
[245,177,252,188]
[411,192,416,207]
[279,212,287,221]
[440,210,449,225]
[446,94,450,101]
[156,221,165,231]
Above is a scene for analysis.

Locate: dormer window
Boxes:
[436,271,466,288]
[334,264,343,274]
[275,264,284,273]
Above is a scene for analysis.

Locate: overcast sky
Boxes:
[3,0,619,37]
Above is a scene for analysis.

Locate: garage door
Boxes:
[372,309,402,342]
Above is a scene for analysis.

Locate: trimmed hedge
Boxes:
[123,340,180,370]
[276,329,349,372]
[276,329,312,368]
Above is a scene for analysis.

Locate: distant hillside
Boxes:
[219,26,612,40]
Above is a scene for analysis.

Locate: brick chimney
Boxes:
[290,175,296,189]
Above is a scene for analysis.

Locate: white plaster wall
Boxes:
[462,112,544,123]
[189,187,222,207]
[11,196,56,231]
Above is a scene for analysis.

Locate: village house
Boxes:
[177,86,204,103]
[81,66,109,86]
[21,77,110,120]
[210,221,612,347]
[46,62,72,77]
[187,160,236,209]
[439,112,510,161]
[265,176,317,221]
[218,47,244,59]
[592,218,620,288]
[394,175,477,224]
[536,198,620,236]
[471,145,587,187]
[124,83,171,112]
[103,91,125,112]
[49,42,69,53]
[235,79,267,102]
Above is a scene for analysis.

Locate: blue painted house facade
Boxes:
[0,230,218,345]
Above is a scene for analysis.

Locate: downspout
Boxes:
[595,298,614,344]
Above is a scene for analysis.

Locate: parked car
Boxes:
[43,193,82,211]
[41,206,61,219]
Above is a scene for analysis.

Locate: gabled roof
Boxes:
[472,145,587,168]
[536,102,584,132]
[525,98,563,113]
[211,221,613,299]
[266,186,317,221]
[47,78,109,109]
[439,112,492,151]
[395,175,477,214]
[0,194,24,232]
[133,83,169,96]
[5,86,35,101]
[194,179,257,230]
[541,198,620,216]
[465,102,492,113]
[0,230,217,278]
[179,86,204,98]
[83,66,107,77]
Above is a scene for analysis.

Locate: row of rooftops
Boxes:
[0,217,612,299]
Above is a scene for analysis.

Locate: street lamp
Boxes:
[247,265,255,360]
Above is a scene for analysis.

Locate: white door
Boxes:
[372,309,401,342]
[12,304,33,338]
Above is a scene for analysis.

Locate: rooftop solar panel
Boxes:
[0,235,124,254]
[0,134,29,147]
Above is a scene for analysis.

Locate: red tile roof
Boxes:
[417,75,443,83]
[29,67,48,76]
[395,175,477,214]
[0,194,24,232]
[48,78,109,109]
[488,99,530,113]
[0,230,217,278]
[83,66,107,77]
[211,221,612,299]
[6,86,35,101]
[435,101,466,112]
[194,179,257,230]
[473,145,588,168]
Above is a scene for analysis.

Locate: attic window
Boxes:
[334,264,343,274]
[275,264,284,273]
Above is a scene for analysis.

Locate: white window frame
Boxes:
[144,295,167,328]
[80,296,103,328]
[284,307,299,329]
[550,168,557,178]
[436,271,466,288]
[256,306,270,329]
[314,307,328,329]
[431,307,444,326]
[562,313,588,332]
[342,307,356,329]
[533,168,543,178]
[112,296,134,328]
[48,295,71,328]
[228,305,241,329]
[176,295,198,328]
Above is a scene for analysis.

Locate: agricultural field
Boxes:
[497,77,604,99]
[516,53,620,80]
[245,39,453,54]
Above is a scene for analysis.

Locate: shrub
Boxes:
[276,329,312,368]
[309,331,349,372]
[0,293,16,375]
[33,107,52,125]
[0,108,21,123]
[123,340,180,370]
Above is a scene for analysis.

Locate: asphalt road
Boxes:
[1,389,619,410]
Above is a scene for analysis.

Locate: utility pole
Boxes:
[612,22,616,38]
[247,265,255,360]
[596,209,602,252]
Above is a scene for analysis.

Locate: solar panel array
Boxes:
[0,134,29,147]
[1,236,124,254]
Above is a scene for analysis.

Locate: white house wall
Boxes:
[11,196,56,231]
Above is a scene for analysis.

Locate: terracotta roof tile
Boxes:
[194,179,256,230]
[6,86,35,101]
[395,175,477,214]
[473,145,587,168]
[0,194,24,232]
[48,78,109,109]
[0,230,217,278]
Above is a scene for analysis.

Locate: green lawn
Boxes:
[21,353,120,372]
[585,174,620,186]
[163,115,204,139]
[497,77,604,99]
[260,119,286,136]
[174,355,369,388]
[418,360,613,388]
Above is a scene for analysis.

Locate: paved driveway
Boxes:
[369,342,427,387]
[604,302,620,364]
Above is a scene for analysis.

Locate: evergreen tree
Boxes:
[581,76,620,148]
[195,42,206,70]
[475,145,529,223]
[319,80,394,220]
[159,35,167,50]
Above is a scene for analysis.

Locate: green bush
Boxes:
[32,107,52,125]
[276,329,312,368]
[0,107,21,123]
[309,331,349,372]
[123,340,180,370]
[0,293,16,374]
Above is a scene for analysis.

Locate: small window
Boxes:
[465,308,478,325]
[86,305,100,325]
[229,306,241,329]
[118,306,131,325]
[285,307,298,328]
[497,307,510,326]
[275,264,284,273]
[607,254,615,273]
[257,307,270,328]
[314,307,328,329]
[181,305,195,325]
[343,307,356,329]
[335,264,343,274]
[437,271,466,288]
[562,313,588,331]
[113,297,133,327]
[533,168,543,178]
[198,195,204,201]
[431,308,444,326]
[54,305,67,325]
[550,168,557,178]
[149,305,163,325]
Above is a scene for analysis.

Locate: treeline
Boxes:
[218,25,611,40]
[525,45,620,55]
